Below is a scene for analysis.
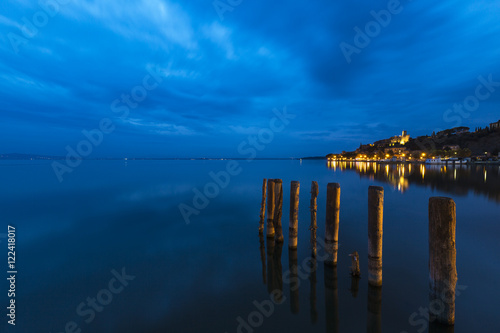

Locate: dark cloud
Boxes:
[1,0,499,157]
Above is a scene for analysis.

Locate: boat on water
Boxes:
[425,157,467,164]
[425,157,443,164]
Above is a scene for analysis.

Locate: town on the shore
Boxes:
[327,119,500,164]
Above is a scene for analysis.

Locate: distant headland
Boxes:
[326,119,500,163]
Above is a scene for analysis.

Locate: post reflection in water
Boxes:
[309,255,318,324]
[429,322,455,333]
[266,237,284,303]
[326,161,500,202]
[273,240,284,303]
[367,285,382,333]
[324,264,339,333]
[266,236,275,296]
[289,248,300,314]
[259,234,266,284]
[349,275,360,298]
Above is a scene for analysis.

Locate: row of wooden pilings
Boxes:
[259,178,457,326]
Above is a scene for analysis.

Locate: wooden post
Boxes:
[310,181,319,257]
[368,186,383,286]
[259,179,267,234]
[289,181,300,249]
[349,251,360,277]
[429,197,457,326]
[266,179,275,238]
[274,179,284,242]
[325,183,340,265]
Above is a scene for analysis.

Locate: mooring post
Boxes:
[259,178,267,234]
[368,186,384,286]
[325,183,340,265]
[289,181,300,249]
[310,181,319,257]
[349,251,361,277]
[274,179,284,242]
[266,179,275,238]
[429,197,457,326]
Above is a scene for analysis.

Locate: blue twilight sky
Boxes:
[1,0,500,158]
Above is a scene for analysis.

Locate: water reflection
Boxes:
[429,322,455,333]
[349,275,360,298]
[309,256,318,324]
[324,264,339,333]
[259,234,266,284]
[266,237,284,302]
[367,285,382,333]
[289,248,300,314]
[327,161,500,202]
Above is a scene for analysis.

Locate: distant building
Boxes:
[389,130,410,145]
[490,120,500,131]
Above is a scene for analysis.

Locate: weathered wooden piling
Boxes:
[325,183,340,265]
[310,181,319,257]
[273,179,284,242]
[368,186,384,286]
[429,197,457,326]
[289,248,299,314]
[266,179,275,238]
[289,181,300,249]
[349,251,360,277]
[259,179,267,234]
[367,285,382,333]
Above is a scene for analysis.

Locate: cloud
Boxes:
[1,0,500,157]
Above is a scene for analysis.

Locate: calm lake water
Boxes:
[0,160,499,333]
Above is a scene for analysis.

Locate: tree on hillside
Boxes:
[457,148,472,158]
